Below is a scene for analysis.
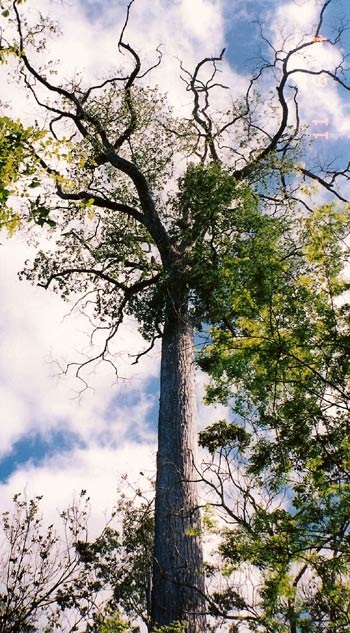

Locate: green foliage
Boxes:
[0,116,41,233]
[86,609,139,633]
[198,200,350,631]
[152,622,187,633]
[199,419,250,455]
[199,201,350,478]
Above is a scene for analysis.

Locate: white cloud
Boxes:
[0,389,28,454]
[0,235,220,532]
[0,236,158,447]
[179,0,223,44]
[268,0,320,46]
[0,441,156,536]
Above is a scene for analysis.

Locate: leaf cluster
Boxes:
[0,116,43,233]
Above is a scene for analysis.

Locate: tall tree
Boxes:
[1,0,349,629]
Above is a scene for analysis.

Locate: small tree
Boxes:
[0,491,104,632]
[79,483,154,630]
[0,488,157,633]
[1,1,350,630]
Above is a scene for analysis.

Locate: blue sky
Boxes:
[0,0,349,522]
[0,429,82,481]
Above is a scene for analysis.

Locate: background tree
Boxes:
[0,0,350,630]
[79,480,154,631]
[0,486,157,633]
[197,199,350,631]
[0,491,106,632]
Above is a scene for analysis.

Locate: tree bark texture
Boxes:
[152,299,206,632]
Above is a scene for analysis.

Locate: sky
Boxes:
[0,0,349,534]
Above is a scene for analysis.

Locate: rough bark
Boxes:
[152,298,206,631]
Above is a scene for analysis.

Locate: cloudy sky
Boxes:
[0,0,349,530]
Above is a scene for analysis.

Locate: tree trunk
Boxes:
[151,299,206,632]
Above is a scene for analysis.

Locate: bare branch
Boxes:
[130,333,161,365]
